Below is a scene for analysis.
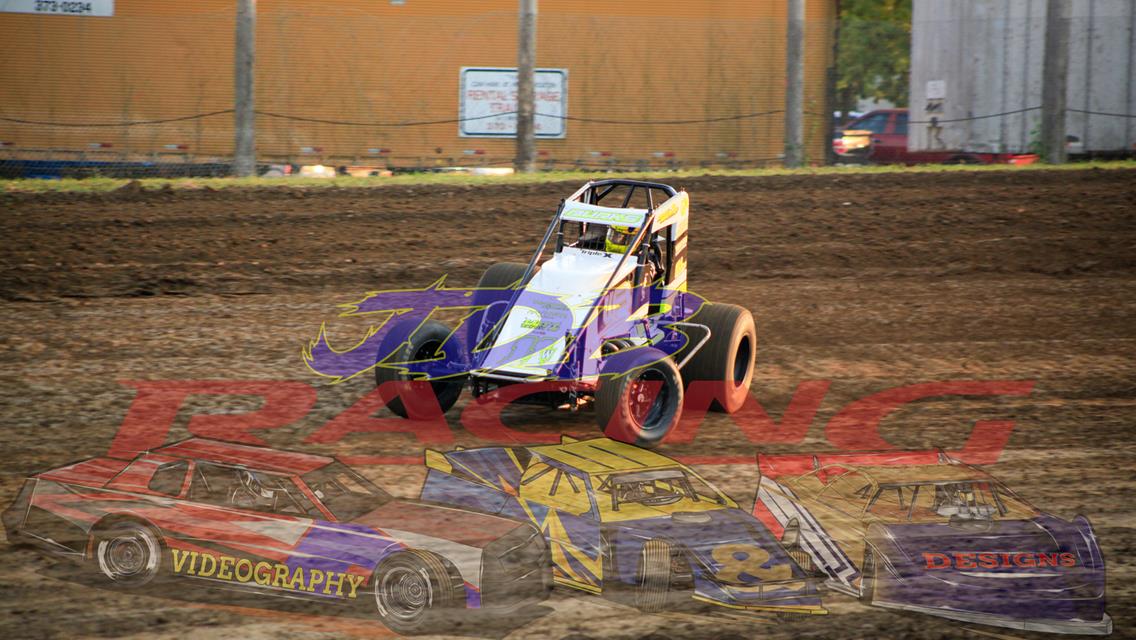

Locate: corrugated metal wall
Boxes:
[0,0,837,170]
[910,0,1136,155]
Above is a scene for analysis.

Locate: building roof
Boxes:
[153,438,333,475]
[529,437,681,475]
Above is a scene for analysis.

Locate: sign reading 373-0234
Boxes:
[0,0,114,16]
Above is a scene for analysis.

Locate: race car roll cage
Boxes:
[805,463,1025,521]
[469,179,713,396]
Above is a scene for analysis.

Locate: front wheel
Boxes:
[374,319,464,418]
[595,348,683,448]
[373,550,459,634]
[634,539,676,612]
[93,521,164,588]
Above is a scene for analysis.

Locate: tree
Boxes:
[836,0,911,116]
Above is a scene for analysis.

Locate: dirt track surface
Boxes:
[1,169,1134,639]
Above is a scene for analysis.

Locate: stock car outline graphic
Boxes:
[2,438,550,634]
[752,450,1112,635]
[419,435,826,615]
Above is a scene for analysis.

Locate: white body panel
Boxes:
[483,248,639,376]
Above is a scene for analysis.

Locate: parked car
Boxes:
[2,438,550,634]
[833,109,1038,165]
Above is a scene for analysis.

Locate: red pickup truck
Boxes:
[833,109,1037,165]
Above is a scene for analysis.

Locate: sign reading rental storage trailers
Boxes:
[0,0,114,16]
[459,67,567,138]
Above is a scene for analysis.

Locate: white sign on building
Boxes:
[459,67,568,138]
[0,0,114,16]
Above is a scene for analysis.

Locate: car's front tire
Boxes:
[373,550,459,634]
[634,539,676,612]
[374,319,464,418]
[595,347,683,448]
[92,520,164,588]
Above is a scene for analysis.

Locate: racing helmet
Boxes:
[605,225,638,254]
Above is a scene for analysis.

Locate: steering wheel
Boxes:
[230,469,272,509]
[639,492,682,506]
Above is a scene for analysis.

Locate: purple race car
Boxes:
[753,450,1111,635]
[420,436,825,616]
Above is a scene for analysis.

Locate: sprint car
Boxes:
[372,179,757,447]
[419,435,824,615]
[2,438,549,634]
[753,450,1111,634]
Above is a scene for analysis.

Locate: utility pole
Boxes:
[234,0,256,177]
[825,0,841,167]
[515,0,537,173]
[1041,0,1069,164]
[784,0,805,168]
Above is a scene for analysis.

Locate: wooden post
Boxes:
[784,0,806,167]
[234,0,256,177]
[515,0,537,173]
[1041,0,1069,164]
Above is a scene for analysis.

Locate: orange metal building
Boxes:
[0,1,836,169]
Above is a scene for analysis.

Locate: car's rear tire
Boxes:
[595,347,683,448]
[469,262,529,352]
[860,547,877,605]
[375,319,464,418]
[93,521,164,588]
[634,539,675,612]
[373,550,459,634]
[680,303,756,413]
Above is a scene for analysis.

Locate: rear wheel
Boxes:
[680,303,756,413]
[373,550,459,634]
[375,319,463,418]
[634,539,675,612]
[93,521,164,588]
[595,348,683,448]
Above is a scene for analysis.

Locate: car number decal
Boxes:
[711,543,793,584]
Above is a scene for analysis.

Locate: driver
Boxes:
[606,225,663,283]
[934,484,994,519]
[605,225,638,254]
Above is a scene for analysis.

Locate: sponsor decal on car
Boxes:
[171,549,368,597]
[923,552,1077,570]
[560,202,646,226]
